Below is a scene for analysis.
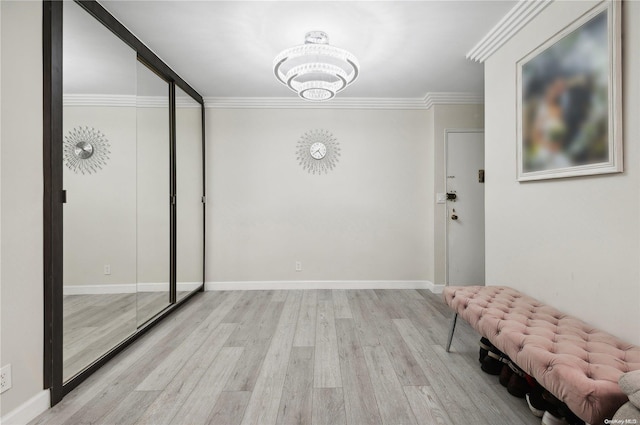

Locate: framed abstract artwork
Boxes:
[516,1,622,181]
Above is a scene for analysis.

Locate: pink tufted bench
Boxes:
[443,286,640,425]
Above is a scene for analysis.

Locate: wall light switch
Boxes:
[436,193,447,204]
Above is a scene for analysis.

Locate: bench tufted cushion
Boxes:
[443,286,640,425]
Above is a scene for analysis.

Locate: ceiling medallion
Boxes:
[64,126,111,174]
[296,129,340,174]
[274,31,359,102]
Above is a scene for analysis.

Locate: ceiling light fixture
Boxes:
[273,31,359,102]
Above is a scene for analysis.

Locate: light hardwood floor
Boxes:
[64,291,193,381]
[37,290,540,425]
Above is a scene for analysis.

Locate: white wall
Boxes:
[423,107,435,283]
[432,104,484,285]
[485,0,640,345]
[0,0,45,416]
[176,104,204,285]
[136,106,170,286]
[62,104,203,291]
[63,106,137,288]
[207,108,434,284]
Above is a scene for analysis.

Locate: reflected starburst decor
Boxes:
[64,126,111,175]
[296,129,340,174]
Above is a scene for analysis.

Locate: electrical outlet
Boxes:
[1,364,12,394]
[295,261,302,272]
[104,264,111,275]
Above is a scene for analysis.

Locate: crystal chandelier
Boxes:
[273,31,359,102]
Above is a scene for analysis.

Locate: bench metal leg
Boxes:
[446,313,458,353]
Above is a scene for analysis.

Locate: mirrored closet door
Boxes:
[52,0,205,393]
[62,0,138,381]
[176,87,204,302]
[135,61,171,325]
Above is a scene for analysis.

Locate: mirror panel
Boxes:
[176,88,204,301]
[135,61,171,325]
[62,0,138,382]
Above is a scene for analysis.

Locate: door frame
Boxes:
[444,128,485,287]
[43,0,206,405]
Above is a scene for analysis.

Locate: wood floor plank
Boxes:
[99,390,160,425]
[360,294,428,386]
[207,391,251,425]
[335,319,382,425]
[223,291,261,323]
[416,289,453,317]
[293,290,317,347]
[312,388,346,425]
[403,386,451,425]
[136,292,171,326]
[392,318,486,425]
[317,289,332,302]
[431,343,535,425]
[345,290,380,347]
[62,344,177,425]
[135,323,238,425]
[240,291,302,425]
[276,347,314,425]
[362,345,418,425]
[332,290,353,319]
[30,292,224,425]
[373,289,406,319]
[169,346,244,425]
[224,301,285,391]
[393,291,450,347]
[314,300,342,388]
[271,290,288,302]
[31,291,542,425]
[136,291,243,391]
[225,291,274,346]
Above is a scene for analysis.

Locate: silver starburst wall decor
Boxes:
[296,129,340,174]
[64,126,111,175]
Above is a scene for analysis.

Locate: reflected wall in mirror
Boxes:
[62,0,137,382]
[136,61,171,325]
[176,88,204,302]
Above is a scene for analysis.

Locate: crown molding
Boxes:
[62,92,484,110]
[63,94,200,108]
[466,0,552,63]
[63,94,136,107]
[423,92,484,109]
[204,92,483,110]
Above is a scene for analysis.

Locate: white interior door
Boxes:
[446,130,485,286]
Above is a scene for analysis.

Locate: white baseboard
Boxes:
[0,390,50,425]
[63,282,201,295]
[425,281,446,294]
[205,280,441,293]
[63,283,136,295]
[63,281,441,295]
[137,282,201,293]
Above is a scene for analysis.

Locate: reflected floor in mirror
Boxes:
[47,290,540,424]
[64,292,189,381]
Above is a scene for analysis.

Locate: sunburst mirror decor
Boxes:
[296,129,340,174]
[64,126,111,175]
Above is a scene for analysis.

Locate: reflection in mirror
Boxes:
[62,1,137,382]
[176,88,204,301]
[136,61,171,325]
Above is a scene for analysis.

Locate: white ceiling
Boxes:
[94,1,516,100]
